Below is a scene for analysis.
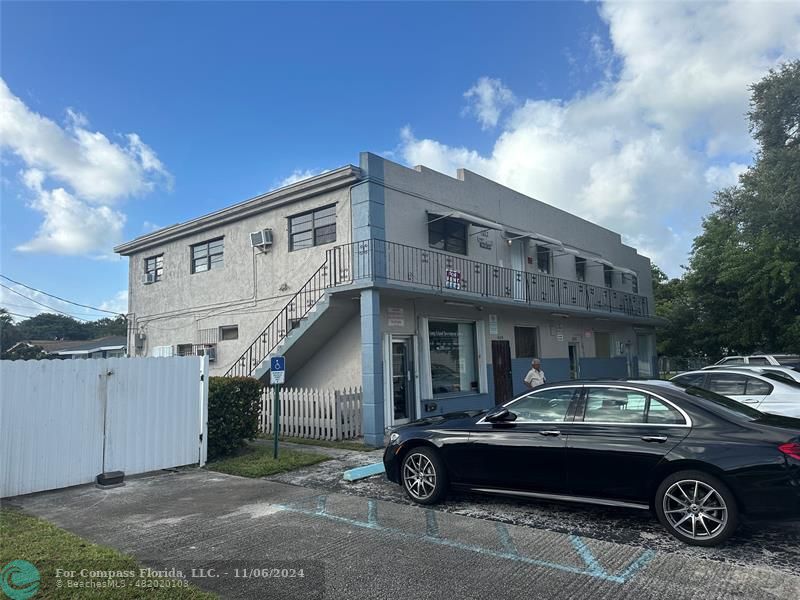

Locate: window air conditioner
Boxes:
[196,345,217,362]
[141,272,156,284]
[250,229,274,249]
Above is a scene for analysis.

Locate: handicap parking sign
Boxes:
[270,356,285,385]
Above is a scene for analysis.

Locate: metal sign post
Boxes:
[270,356,286,459]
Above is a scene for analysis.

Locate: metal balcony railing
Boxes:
[329,239,650,317]
[226,239,650,378]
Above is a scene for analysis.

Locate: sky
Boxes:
[1,1,799,322]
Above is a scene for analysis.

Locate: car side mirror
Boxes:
[485,407,517,422]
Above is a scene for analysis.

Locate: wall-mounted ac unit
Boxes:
[141,272,156,284]
[250,229,273,249]
[196,344,217,362]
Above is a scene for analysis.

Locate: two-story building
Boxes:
[115,152,660,446]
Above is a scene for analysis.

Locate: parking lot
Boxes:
[9,462,800,599]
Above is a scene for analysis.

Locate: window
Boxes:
[632,275,639,293]
[219,325,238,341]
[672,373,706,387]
[536,245,552,274]
[707,373,747,395]
[289,205,337,250]
[582,388,685,425]
[748,357,770,365]
[720,357,745,364]
[594,332,611,358]
[575,257,586,282]
[191,238,224,273]
[507,387,578,422]
[514,326,539,358]
[428,217,467,255]
[176,344,194,356]
[603,265,614,288]
[583,388,647,423]
[144,254,163,281]
[429,321,478,395]
[647,397,685,425]
[745,377,772,395]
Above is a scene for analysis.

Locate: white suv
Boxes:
[714,354,800,368]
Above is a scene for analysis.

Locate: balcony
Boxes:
[329,239,650,317]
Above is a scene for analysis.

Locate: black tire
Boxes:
[655,469,738,546]
[400,446,448,505]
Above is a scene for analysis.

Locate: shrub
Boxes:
[207,376,263,460]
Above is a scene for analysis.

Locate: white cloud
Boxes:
[0,78,170,255]
[99,290,128,315]
[399,1,800,277]
[278,168,329,188]
[463,77,516,130]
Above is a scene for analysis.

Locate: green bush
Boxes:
[207,376,263,460]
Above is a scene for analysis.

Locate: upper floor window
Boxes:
[144,254,163,282]
[289,205,337,250]
[219,325,239,341]
[191,238,224,273]
[632,274,639,293]
[603,265,614,288]
[428,217,467,255]
[575,257,586,282]
[536,245,552,274]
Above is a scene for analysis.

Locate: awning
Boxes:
[502,226,563,248]
[426,210,504,231]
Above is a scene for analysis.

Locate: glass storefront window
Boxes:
[429,321,478,395]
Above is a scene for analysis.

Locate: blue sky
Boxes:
[2,1,799,320]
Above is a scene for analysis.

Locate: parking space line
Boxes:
[495,523,519,556]
[273,495,657,584]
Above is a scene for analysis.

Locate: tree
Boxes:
[0,308,21,354]
[685,61,800,355]
[651,265,702,357]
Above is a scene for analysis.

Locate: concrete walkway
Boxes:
[8,469,799,600]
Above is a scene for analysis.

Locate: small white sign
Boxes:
[388,318,405,327]
[488,314,498,335]
[556,333,565,342]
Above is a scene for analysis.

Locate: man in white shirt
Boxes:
[524,358,546,389]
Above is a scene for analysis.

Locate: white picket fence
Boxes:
[260,387,362,441]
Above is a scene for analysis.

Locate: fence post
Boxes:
[333,391,341,441]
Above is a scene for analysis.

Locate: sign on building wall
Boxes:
[445,269,462,290]
[488,314,498,335]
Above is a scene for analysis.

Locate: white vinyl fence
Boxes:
[1,357,208,498]
[260,387,362,441]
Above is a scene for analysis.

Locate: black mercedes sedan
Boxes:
[383,380,800,546]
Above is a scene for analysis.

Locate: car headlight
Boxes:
[389,432,400,444]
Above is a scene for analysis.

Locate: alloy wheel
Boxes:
[662,479,728,540]
[402,452,437,501]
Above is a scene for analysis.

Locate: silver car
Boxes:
[702,364,800,384]
[714,354,800,368]
[671,369,800,418]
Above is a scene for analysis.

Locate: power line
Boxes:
[0,284,90,322]
[0,274,123,316]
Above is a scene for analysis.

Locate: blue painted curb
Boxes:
[343,462,385,481]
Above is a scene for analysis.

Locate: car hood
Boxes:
[392,410,485,432]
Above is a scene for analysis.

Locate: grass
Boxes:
[261,435,375,452]
[0,507,215,599]
[206,444,330,478]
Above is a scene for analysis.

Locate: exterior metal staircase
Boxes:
[224,255,338,378]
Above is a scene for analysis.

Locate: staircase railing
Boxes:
[224,252,340,378]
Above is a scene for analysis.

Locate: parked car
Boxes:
[671,369,800,417]
[714,354,800,369]
[702,364,800,384]
[383,380,800,546]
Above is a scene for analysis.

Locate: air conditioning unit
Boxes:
[141,272,156,284]
[250,229,274,249]
[196,345,217,362]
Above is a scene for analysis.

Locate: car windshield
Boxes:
[674,383,763,419]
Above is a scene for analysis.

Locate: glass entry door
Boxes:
[392,337,415,425]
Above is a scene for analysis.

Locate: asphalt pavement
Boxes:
[8,467,800,600]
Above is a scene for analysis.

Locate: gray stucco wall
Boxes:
[375,155,652,299]
[287,315,362,389]
[125,185,352,374]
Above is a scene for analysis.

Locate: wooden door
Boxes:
[491,340,513,405]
